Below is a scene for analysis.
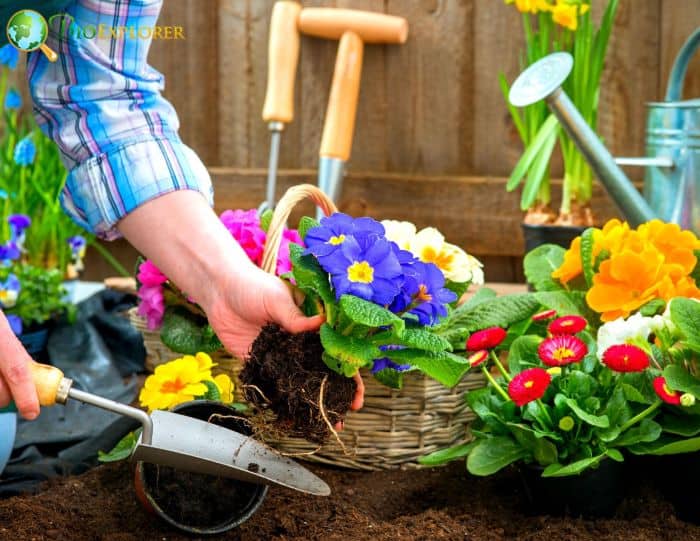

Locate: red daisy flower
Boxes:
[508,368,551,407]
[653,376,682,405]
[468,350,489,368]
[466,327,507,351]
[602,344,650,373]
[548,315,587,335]
[538,335,588,366]
[532,309,557,322]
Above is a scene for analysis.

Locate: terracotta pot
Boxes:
[518,458,626,518]
[132,401,268,535]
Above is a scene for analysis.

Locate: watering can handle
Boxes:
[666,26,700,101]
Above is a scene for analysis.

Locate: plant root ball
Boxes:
[240,324,356,444]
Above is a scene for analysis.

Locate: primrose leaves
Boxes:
[319,324,381,377]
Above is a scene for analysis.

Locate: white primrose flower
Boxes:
[596,313,658,361]
[408,227,484,284]
[381,220,416,251]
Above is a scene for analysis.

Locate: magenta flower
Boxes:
[137,260,168,287]
[220,209,267,265]
[137,285,165,330]
[277,229,304,276]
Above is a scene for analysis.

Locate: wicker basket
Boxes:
[129,184,484,469]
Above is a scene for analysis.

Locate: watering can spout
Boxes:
[509,52,657,227]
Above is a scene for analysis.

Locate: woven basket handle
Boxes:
[261,184,338,274]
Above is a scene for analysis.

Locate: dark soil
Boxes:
[241,324,356,443]
[1,459,699,540]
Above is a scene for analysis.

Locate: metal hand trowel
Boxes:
[28,361,330,496]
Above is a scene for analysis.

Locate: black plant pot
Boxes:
[518,458,626,518]
[19,323,51,363]
[521,223,588,254]
[655,451,700,523]
[133,401,268,535]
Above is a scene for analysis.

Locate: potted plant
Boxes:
[501,0,619,250]
[421,218,700,517]
[98,353,265,534]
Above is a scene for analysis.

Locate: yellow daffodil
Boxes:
[214,374,235,404]
[409,227,484,284]
[551,1,581,31]
[381,220,417,251]
[506,0,552,14]
[139,356,210,412]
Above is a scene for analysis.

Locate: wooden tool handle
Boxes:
[29,361,67,406]
[262,1,302,123]
[319,32,363,161]
[298,8,408,44]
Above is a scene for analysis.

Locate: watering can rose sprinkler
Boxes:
[509,28,700,233]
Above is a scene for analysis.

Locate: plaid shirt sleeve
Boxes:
[27,0,213,240]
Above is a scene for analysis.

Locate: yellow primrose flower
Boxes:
[193,352,217,372]
[214,374,235,404]
[381,219,417,251]
[139,356,210,412]
[409,227,483,284]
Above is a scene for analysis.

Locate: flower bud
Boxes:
[681,393,696,407]
[558,416,575,432]
[546,366,562,376]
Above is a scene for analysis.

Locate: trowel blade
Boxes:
[131,410,330,496]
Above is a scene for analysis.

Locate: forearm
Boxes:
[117,190,259,311]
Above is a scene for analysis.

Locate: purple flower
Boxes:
[8,214,30,245]
[68,235,86,253]
[4,89,21,110]
[277,229,304,276]
[0,242,20,263]
[137,285,165,330]
[14,137,35,166]
[304,213,384,260]
[219,209,266,265]
[321,235,403,305]
[371,358,411,374]
[0,274,20,308]
[6,314,22,336]
[0,45,19,70]
[390,260,456,326]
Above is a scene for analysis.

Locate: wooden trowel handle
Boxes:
[29,361,70,406]
[298,8,408,44]
[320,31,364,161]
[262,1,302,124]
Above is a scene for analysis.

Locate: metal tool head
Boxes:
[316,156,345,220]
[509,52,573,107]
[131,410,330,496]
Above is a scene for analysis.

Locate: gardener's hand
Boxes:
[0,314,40,420]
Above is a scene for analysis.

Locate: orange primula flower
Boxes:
[637,220,700,279]
[586,245,666,321]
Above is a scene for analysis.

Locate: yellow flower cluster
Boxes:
[505,0,590,31]
[552,219,700,322]
[139,352,235,412]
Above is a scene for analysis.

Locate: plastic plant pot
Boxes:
[19,325,50,363]
[518,458,626,518]
[521,223,587,254]
[133,401,268,535]
[0,405,17,475]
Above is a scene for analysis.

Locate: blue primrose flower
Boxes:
[8,214,31,244]
[0,44,19,70]
[6,314,22,336]
[4,88,21,110]
[390,260,457,326]
[304,213,384,260]
[14,137,36,166]
[0,273,20,308]
[322,235,403,306]
[371,357,411,374]
[0,242,20,263]
[68,235,87,258]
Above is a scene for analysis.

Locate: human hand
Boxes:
[202,264,365,413]
[0,314,39,420]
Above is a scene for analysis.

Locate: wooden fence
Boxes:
[48,0,700,281]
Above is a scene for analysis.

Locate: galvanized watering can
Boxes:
[509,27,700,232]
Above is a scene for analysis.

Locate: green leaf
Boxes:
[445,280,470,304]
[98,429,141,463]
[373,327,452,353]
[523,244,565,291]
[639,299,666,317]
[507,335,542,375]
[466,437,529,476]
[372,368,406,389]
[298,216,320,240]
[580,227,595,287]
[418,441,478,466]
[542,454,605,477]
[669,297,700,347]
[611,418,661,448]
[630,435,700,456]
[520,125,559,210]
[663,364,700,397]
[564,398,609,428]
[201,380,221,401]
[437,293,539,335]
[659,413,700,436]
[606,448,624,462]
[507,423,558,465]
[459,287,497,312]
[339,295,405,335]
[289,244,335,321]
[533,290,586,317]
[259,208,274,232]
[385,349,471,388]
[319,324,380,377]
[506,114,559,192]
[160,306,222,355]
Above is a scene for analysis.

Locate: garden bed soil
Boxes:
[1,460,697,541]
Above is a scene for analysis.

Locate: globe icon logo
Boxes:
[6,10,57,62]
